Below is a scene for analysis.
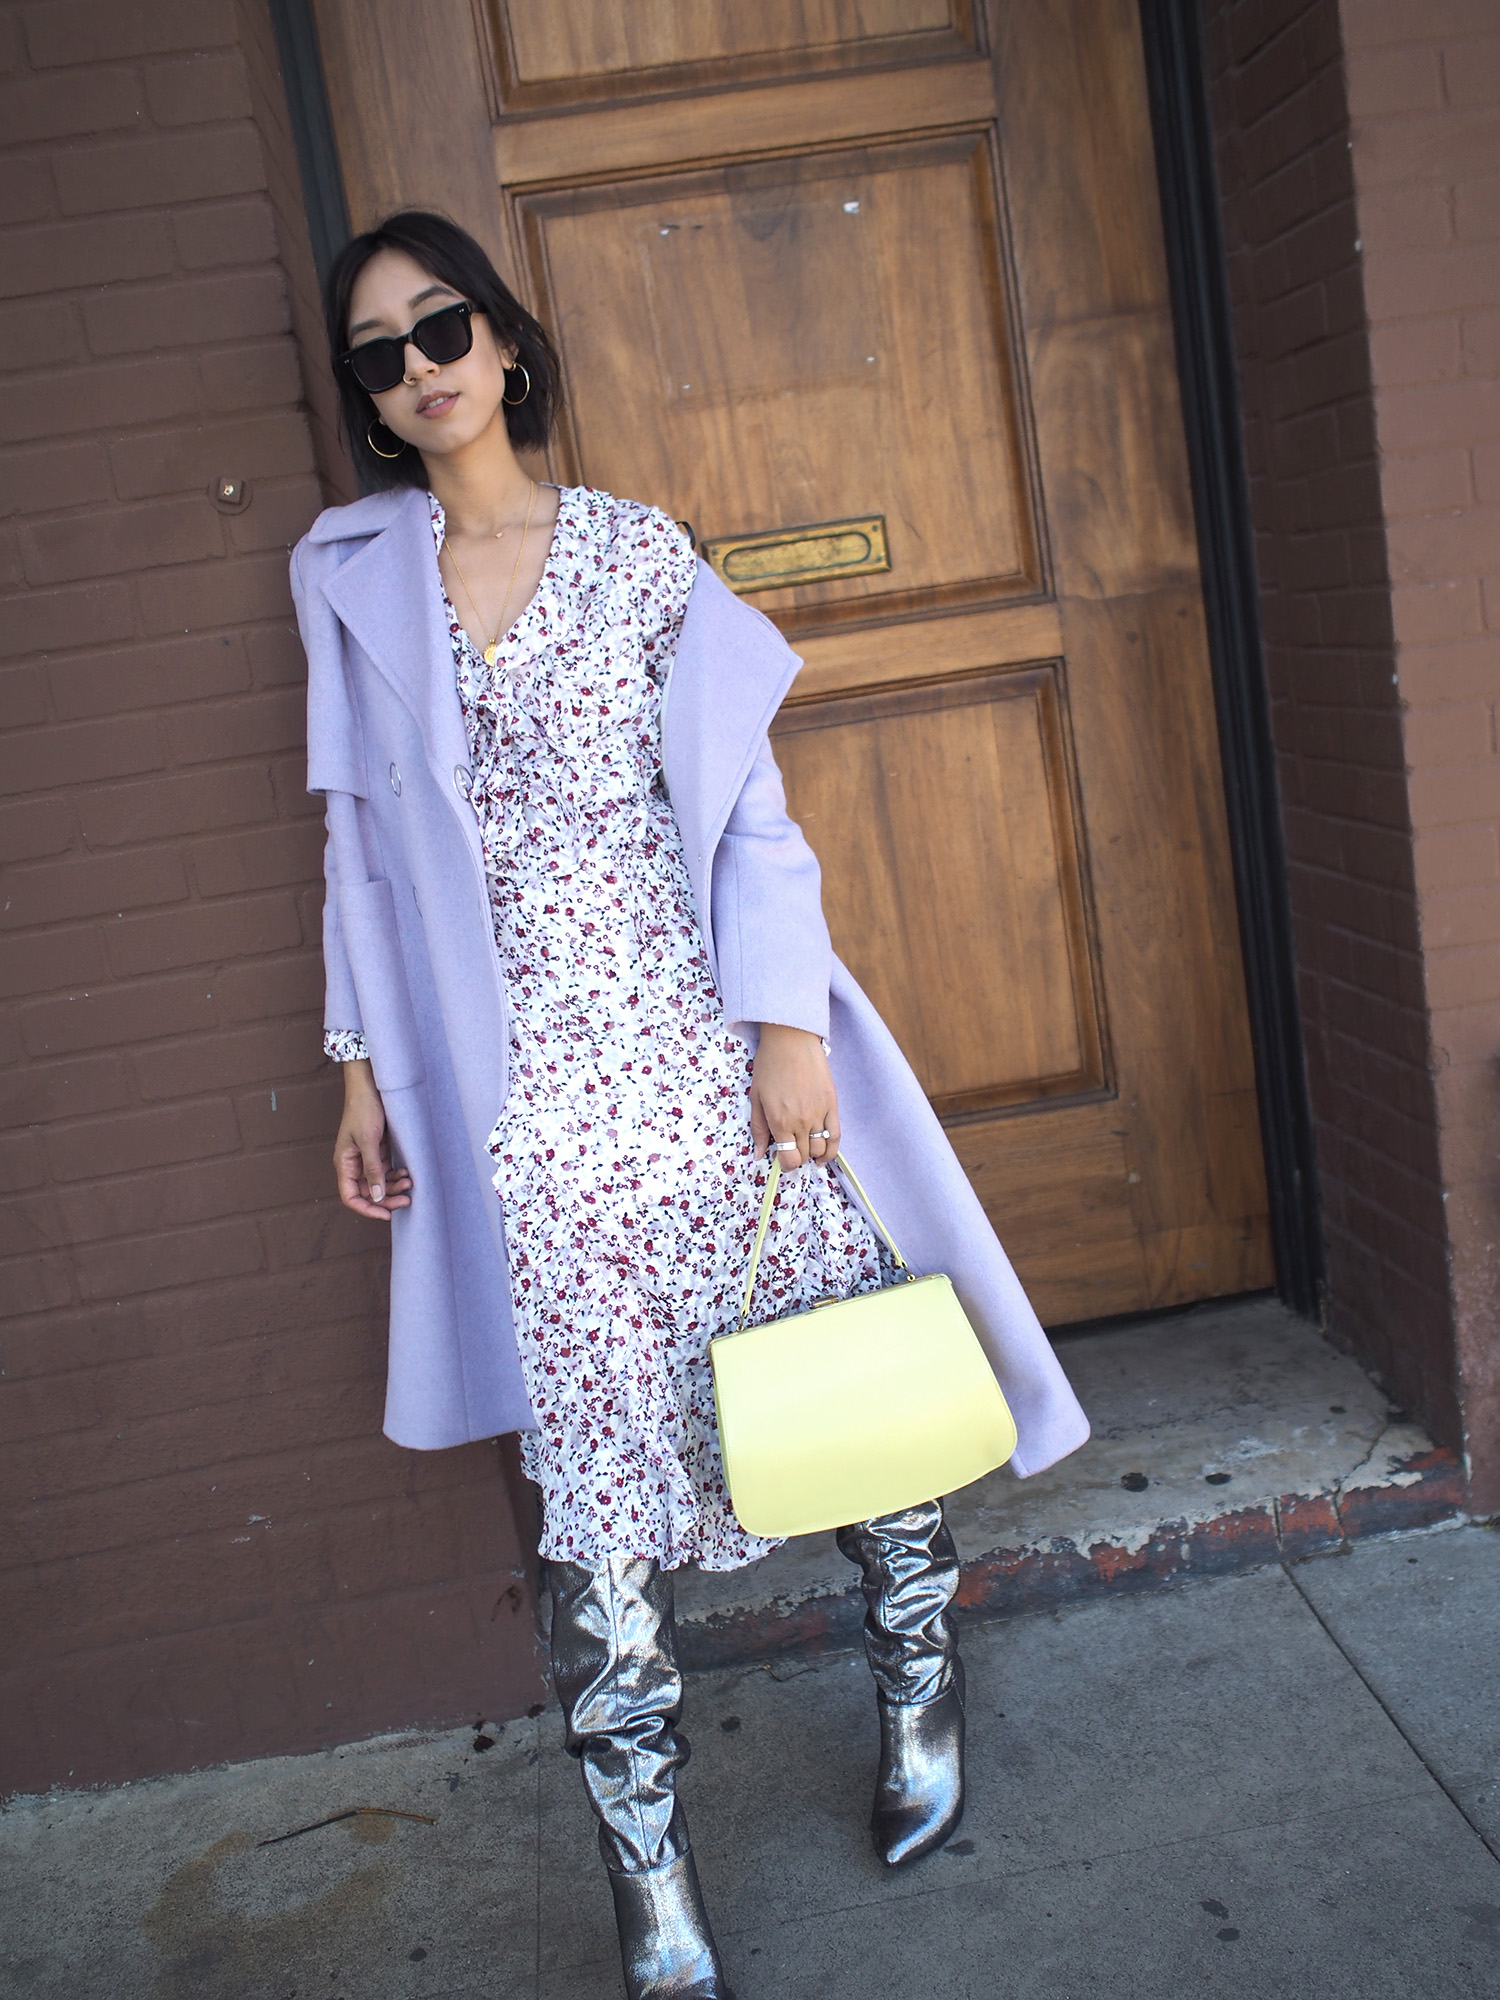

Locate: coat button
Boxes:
[454,765,472,798]
[389,763,402,796]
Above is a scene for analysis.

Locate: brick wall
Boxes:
[1338,0,1500,1508]
[0,0,542,1797]
[1203,0,1462,1446]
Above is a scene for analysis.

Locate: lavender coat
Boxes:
[293,486,1089,1479]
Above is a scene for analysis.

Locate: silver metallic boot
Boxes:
[837,1499,965,1867]
[548,1556,733,2000]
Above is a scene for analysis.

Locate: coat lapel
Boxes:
[320,486,472,785]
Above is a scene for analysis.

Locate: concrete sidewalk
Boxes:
[4,1524,1498,2000]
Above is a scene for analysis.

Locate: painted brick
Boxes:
[0,845,187,929]
[109,410,313,501]
[173,197,278,272]
[1345,44,1444,115]
[1352,182,1453,253]
[104,890,302,979]
[1367,315,1463,387]
[0,661,49,729]
[0,295,87,376]
[0,62,142,142]
[1345,0,1499,44]
[0,924,108,1002]
[1378,448,1474,515]
[1387,509,1500,585]
[1440,34,1500,106]
[44,1096,239,1184]
[197,335,303,414]
[1453,173,1500,242]
[0,352,201,446]
[0,795,74,862]
[0,155,54,228]
[0,1130,47,1196]
[48,631,251,722]
[1402,698,1497,767]
[57,1149,330,1261]
[0,214,174,300]
[0,711,166,799]
[77,763,275,848]
[1352,108,1500,187]
[223,474,321,555]
[143,49,252,126]
[52,123,265,215]
[1397,636,1500,703]
[83,268,289,359]
[1461,307,1500,373]
[246,623,307,689]
[74,1217,265,1301]
[1389,577,1485,645]
[0,577,136,662]
[21,0,236,66]
[20,973,221,1058]
[1475,441,1500,505]
[1414,823,1500,892]
[0,435,113,517]
[234,1072,341,1150]
[132,1015,324,1100]
[0,1251,75,1315]
[21,495,224,586]
[191,819,323,899]
[137,548,292,634]
[213,949,322,1025]
[1422,884,1500,950]
[165,687,305,769]
[0,1052,132,1129]
[1407,758,1500,826]
[1363,245,1500,321]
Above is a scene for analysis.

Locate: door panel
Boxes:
[519,133,1040,628]
[773,665,1103,1117]
[486,0,976,105]
[315,0,1274,1322]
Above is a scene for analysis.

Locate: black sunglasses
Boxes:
[340,299,476,395]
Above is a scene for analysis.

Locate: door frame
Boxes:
[1137,0,1323,1319]
[269,0,1325,1318]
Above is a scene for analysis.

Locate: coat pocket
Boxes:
[338,876,426,1091]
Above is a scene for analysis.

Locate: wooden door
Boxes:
[313,0,1274,1322]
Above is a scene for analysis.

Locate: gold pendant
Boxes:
[483,642,501,667]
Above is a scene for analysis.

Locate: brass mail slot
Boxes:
[702,515,890,594]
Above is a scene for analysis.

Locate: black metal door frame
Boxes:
[1139,0,1324,1317]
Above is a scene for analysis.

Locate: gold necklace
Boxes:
[443,479,538,666]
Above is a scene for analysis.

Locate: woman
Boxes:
[295,210,1088,2000]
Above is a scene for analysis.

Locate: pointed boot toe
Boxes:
[871,1662,966,1868]
[608,1850,734,1999]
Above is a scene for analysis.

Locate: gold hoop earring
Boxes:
[502,363,532,407]
[366,419,408,460]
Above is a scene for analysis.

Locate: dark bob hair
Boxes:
[324,210,561,491]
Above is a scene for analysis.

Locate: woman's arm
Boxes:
[749,1023,839,1171]
[333,1057,413,1219]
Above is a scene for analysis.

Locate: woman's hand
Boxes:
[334,1058,414,1220]
[749,1023,839,1172]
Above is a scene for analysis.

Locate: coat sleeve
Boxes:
[291,536,367,1051]
[711,734,834,1041]
[320,799,364,1046]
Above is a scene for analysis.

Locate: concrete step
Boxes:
[676,1294,1467,1668]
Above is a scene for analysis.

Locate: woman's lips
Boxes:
[416,391,457,417]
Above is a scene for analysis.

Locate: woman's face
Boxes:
[346,246,513,460]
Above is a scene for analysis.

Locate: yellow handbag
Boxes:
[709,1154,1018,1539]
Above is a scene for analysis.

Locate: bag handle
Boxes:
[736,1151,911,1334]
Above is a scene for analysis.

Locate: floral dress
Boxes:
[327,485,886,1571]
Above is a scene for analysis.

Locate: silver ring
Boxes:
[810,1129,831,1141]
[771,1140,799,1154]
